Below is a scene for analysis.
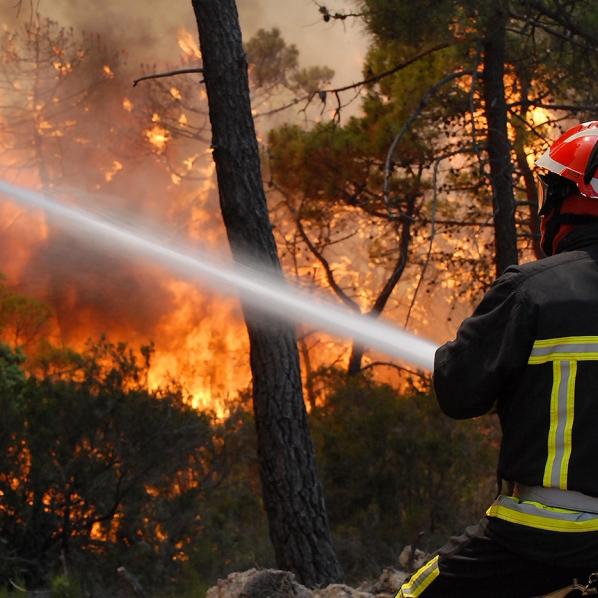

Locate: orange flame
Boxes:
[177,28,201,60]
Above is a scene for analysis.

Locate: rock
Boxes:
[370,567,408,595]
[205,568,311,598]
[312,584,372,598]
[398,545,427,572]
[205,567,412,598]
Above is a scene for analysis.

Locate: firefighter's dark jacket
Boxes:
[435,226,598,497]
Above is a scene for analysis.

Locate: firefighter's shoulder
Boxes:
[504,250,589,285]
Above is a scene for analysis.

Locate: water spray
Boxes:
[0,181,438,371]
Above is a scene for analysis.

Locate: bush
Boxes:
[309,368,498,579]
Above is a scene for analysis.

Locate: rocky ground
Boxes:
[206,547,427,598]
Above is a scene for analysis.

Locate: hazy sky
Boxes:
[2,0,369,88]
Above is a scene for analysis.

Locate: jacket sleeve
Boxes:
[434,268,536,419]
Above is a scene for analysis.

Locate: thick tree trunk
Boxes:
[482,1,519,275]
[190,0,342,586]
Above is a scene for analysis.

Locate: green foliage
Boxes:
[310,369,497,579]
[0,277,53,349]
[50,574,80,598]
[0,340,271,595]
[245,28,300,89]
[245,28,334,94]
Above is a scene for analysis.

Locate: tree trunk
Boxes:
[482,1,518,275]
[513,74,543,260]
[191,0,342,586]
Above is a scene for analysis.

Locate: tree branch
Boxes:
[132,67,204,87]
[324,42,455,95]
[368,194,416,317]
[272,182,360,311]
[255,43,458,119]
[520,0,598,46]
[383,70,473,209]
[315,3,365,22]
[509,99,597,113]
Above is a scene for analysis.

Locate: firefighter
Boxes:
[397,121,598,598]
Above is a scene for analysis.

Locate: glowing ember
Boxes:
[145,124,170,152]
[170,87,182,100]
[104,160,123,182]
[52,60,72,75]
[122,97,133,112]
[102,64,114,78]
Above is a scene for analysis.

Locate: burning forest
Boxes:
[0,0,596,596]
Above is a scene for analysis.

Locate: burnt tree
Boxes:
[482,1,519,275]
[190,0,342,586]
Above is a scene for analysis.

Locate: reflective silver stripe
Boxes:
[543,360,576,488]
[517,485,598,514]
[487,495,598,532]
[495,496,598,522]
[551,361,570,487]
[564,129,598,142]
[536,151,567,174]
[531,342,598,358]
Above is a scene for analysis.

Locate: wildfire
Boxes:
[122,97,133,112]
[102,64,114,79]
[177,28,201,60]
[145,123,170,152]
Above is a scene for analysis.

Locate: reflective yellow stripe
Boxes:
[529,352,598,364]
[529,336,598,364]
[543,361,561,487]
[487,495,598,532]
[396,556,439,597]
[533,336,598,347]
[560,361,577,489]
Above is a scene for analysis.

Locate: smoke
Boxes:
[0,1,367,84]
[0,0,372,403]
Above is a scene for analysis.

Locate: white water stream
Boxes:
[0,181,438,371]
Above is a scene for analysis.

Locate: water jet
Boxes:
[0,180,438,371]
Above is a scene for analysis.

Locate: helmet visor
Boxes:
[537,174,550,216]
[537,172,578,216]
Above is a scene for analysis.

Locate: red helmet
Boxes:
[536,121,598,198]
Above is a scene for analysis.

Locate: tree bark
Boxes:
[190,0,342,586]
[482,1,519,275]
[513,74,543,260]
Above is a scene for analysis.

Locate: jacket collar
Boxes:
[556,224,598,253]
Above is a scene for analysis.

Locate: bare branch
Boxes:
[271,182,360,311]
[132,67,204,87]
[314,2,365,22]
[325,42,455,95]
[404,159,442,328]
[509,100,598,113]
[254,43,458,119]
[368,194,416,317]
